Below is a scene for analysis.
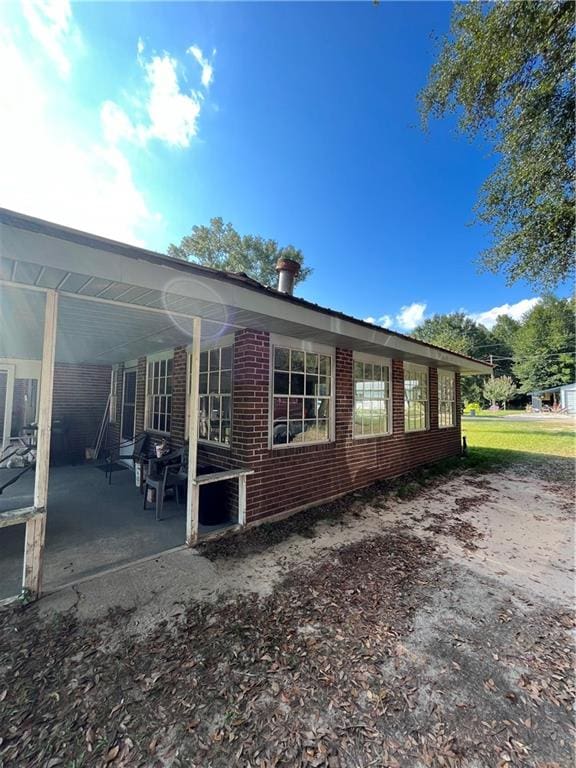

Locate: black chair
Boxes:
[143,448,187,521]
[102,432,147,485]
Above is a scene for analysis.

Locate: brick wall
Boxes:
[124,332,462,527]
[230,331,462,525]
[170,347,188,446]
[52,363,111,459]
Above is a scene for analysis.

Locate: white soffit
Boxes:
[0,218,491,374]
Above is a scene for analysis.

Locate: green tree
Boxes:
[511,295,575,392]
[420,1,575,289]
[483,375,518,409]
[412,312,492,403]
[490,315,520,379]
[168,217,312,289]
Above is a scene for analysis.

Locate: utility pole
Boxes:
[489,354,495,409]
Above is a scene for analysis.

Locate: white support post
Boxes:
[23,289,58,599]
[185,317,201,546]
[238,473,247,527]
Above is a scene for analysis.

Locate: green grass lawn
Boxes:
[462,417,575,458]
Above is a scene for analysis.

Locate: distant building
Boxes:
[529,383,576,414]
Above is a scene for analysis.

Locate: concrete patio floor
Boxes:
[0,463,188,599]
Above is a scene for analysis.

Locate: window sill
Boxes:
[198,439,232,450]
[353,432,392,440]
[271,438,334,451]
[438,425,457,430]
[404,427,429,434]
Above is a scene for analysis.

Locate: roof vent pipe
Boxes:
[275,256,300,295]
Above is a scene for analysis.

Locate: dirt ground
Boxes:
[0,463,574,767]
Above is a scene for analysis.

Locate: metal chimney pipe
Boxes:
[275,257,301,295]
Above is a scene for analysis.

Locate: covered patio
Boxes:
[0,464,187,600]
[0,212,256,603]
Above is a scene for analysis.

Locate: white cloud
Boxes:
[100,100,137,145]
[21,0,76,77]
[0,5,214,246]
[0,19,157,244]
[468,297,541,329]
[396,302,427,331]
[101,49,206,149]
[364,309,420,331]
[144,54,202,147]
[0,34,154,244]
[188,44,214,89]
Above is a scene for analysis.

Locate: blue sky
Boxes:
[0,1,562,332]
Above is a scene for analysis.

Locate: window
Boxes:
[353,355,391,437]
[438,369,456,428]
[271,342,333,446]
[199,345,233,445]
[11,378,38,437]
[404,363,429,432]
[146,354,173,433]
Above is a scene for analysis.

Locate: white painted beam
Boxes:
[23,288,58,599]
[185,317,201,546]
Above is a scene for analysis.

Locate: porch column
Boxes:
[23,289,58,599]
[185,317,201,546]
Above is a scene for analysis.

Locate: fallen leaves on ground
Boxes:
[0,529,574,767]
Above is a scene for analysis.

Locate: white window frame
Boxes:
[0,359,41,448]
[353,352,392,439]
[269,334,335,450]
[404,362,429,433]
[185,335,234,446]
[186,336,234,447]
[109,365,119,424]
[120,366,138,442]
[144,350,174,435]
[438,369,456,429]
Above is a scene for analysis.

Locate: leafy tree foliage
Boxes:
[489,315,519,378]
[420,1,575,289]
[412,312,492,402]
[511,295,575,392]
[411,312,487,356]
[483,375,518,409]
[168,217,312,289]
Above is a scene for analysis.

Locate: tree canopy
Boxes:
[483,376,518,409]
[420,1,575,290]
[411,297,575,404]
[412,312,493,403]
[168,217,312,289]
[511,295,575,392]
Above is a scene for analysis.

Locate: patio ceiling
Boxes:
[0,285,229,364]
[0,210,493,374]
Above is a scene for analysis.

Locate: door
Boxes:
[119,368,137,464]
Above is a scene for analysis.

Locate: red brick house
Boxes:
[0,208,491,600]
